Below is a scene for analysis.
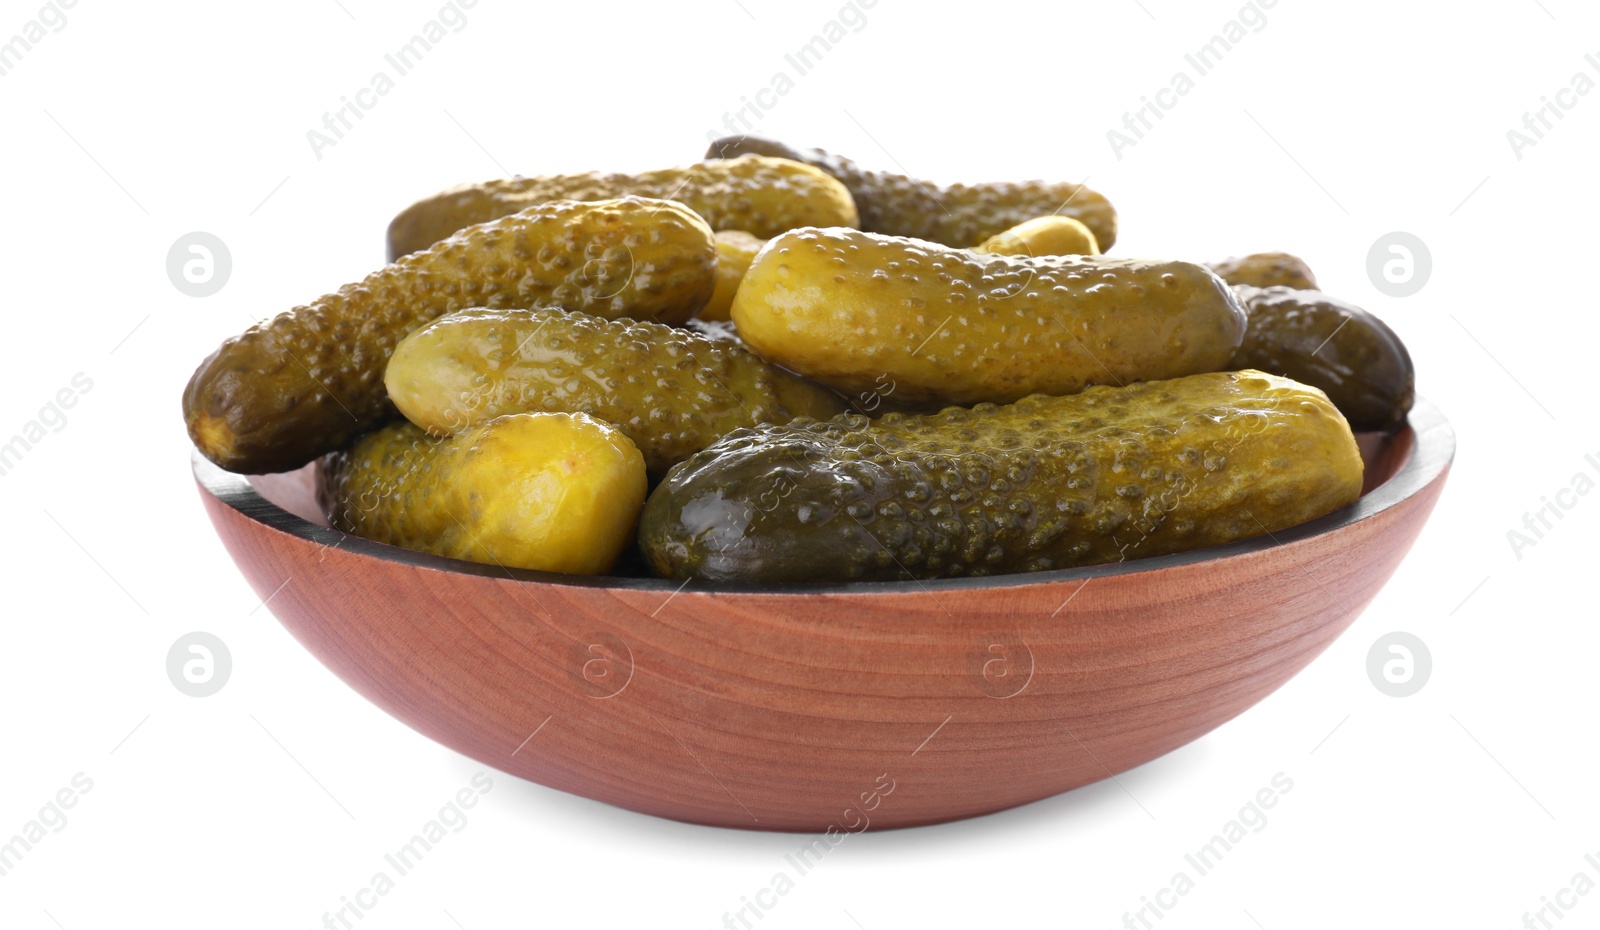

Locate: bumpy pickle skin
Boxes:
[974,216,1100,257]
[698,230,766,322]
[384,307,846,478]
[184,197,716,475]
[1210,252,1319,290]
[639,371,1364,583]
[1230,286,1415,431]
[318,413,647,575]
[729,227,1246,407]
[387,157,858,259]
[706,134,1117,250]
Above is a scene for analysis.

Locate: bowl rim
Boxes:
[192,395,1453,596]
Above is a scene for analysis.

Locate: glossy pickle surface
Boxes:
[319,412,648,575]
[730,227,1246,407]
[1230,285,1415,431]
[184,197,716,474]
[974,216,1101,257]
[1210,252,1318,290]
[387,157,858,259]
[384,307,847,477]
[707,133,1117,251]
[640,370,1365,583]
[699,230,767,322]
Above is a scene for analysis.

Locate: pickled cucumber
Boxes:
[699,230,766,322]
[387,157,857,259]
[729,228,1246,407]
[319,412,646,574]
[706,134,1116,250]
[640,371,1363,583]
[1231,286,1414,431]
[184,197,716,475]
[974,215,1100,257]
[384,307,846,477]
[1210,252,1318,290]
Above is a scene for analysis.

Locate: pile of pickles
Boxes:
[183,135,1414,584]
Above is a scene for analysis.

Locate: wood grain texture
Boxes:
[194,398,1452,831]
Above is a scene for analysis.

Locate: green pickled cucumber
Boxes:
[318,412,647,575]
[184,197,716,475]
[1230,286,1415,431]
[706,134,1117,250]
[384,307,846,477]
[1210,252,1319,290]
[729,227,1246,407]
[387,157,858,259]
[640,371,1364,583]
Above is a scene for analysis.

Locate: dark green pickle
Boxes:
[1230,286,1415,431]
[640,371,1364,583]
[386,157,858,259]
[183,197,715,474]
[1210,252,1318,290]
[706,134,1117,251]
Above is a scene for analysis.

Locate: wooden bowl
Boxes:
[193,397,1452,832]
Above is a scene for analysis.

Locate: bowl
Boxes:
[192,397,1452,832]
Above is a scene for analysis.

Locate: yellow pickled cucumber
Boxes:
[706,134,1116,250]
[387,157,857,259]
[640,371,1364,582]
[184,197,715,475]
[318,413,647,575]
[974,216,1100,257]
[384,307,846,477]
[1210,252,1318,290]
[729,228,1246,407]
[698,230,766,322]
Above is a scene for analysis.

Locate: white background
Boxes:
[2,0,1596,927]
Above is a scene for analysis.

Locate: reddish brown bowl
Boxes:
[193,397,1452,831]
